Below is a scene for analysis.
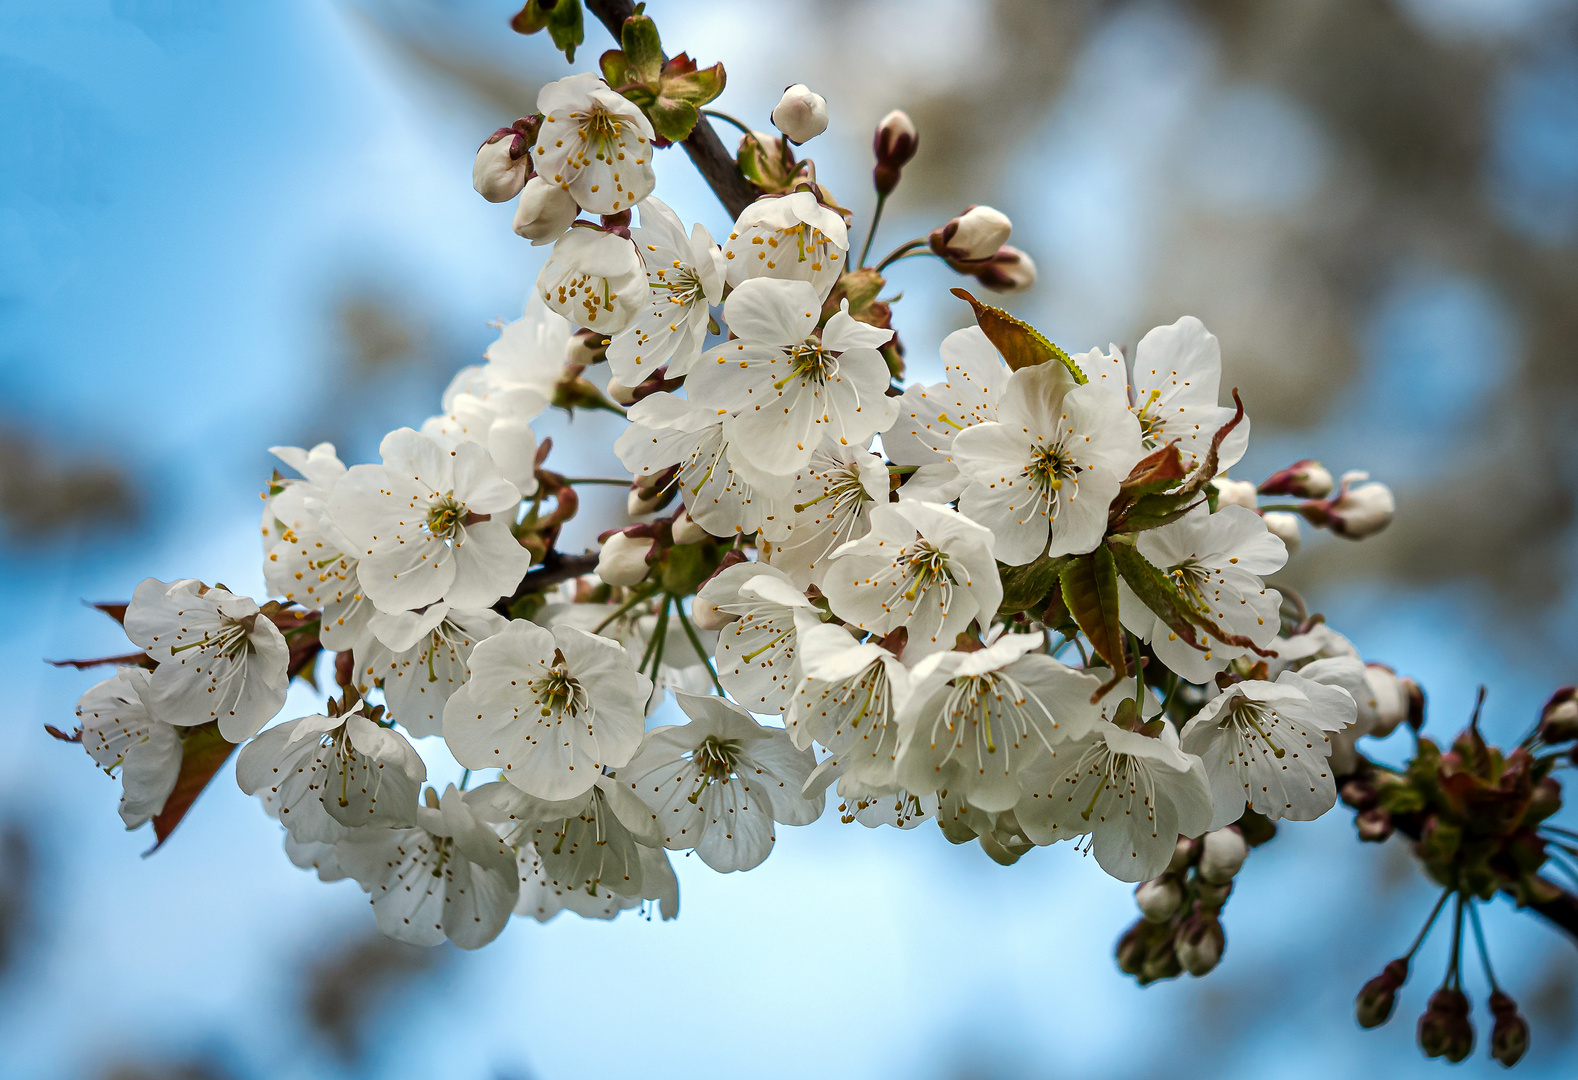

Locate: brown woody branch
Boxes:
[584,0,757,218]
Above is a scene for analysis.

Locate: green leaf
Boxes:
[510,1,585,62]
[620,13,665,85]
[600,48,630,88]
[950,288,1083,382]
[647,59,725,143]
[148,722,237,853]
[1108,540,1204,652]
[736,130,797,192]
[1059,547,1125,679]
[999,553,1070,614]
[646,96,700,144]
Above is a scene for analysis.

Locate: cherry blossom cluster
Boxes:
[52,4,1575,1065]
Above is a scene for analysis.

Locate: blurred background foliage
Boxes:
[1,1,1575,1077]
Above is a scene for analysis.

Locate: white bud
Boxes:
[672,511,709,545]
[1364,664,1410,739]
[1326,472,1395,539]
[605,374,637,406]
[770,83,828,145]
[1214,477,1259,511]
[690,597,736,632]
[945,205,1012,261]
[1261,510,1301,556]
[1197,827,1247,884]
[975,245,1036,292]
[473,133,529,202]
[596,531,652,586]
[627,486,667,516]
[1167,836,1197,874]
[1135,877,1183,923]
[513,175,581,245]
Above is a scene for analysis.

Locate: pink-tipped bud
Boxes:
[605,374,637,406]
[1198,827,1248,884]
[1135,876,1184,923]
[1175,913,1225,976]
[1539,686,1578,743]
[1364,664,1411,738]
[473,119,537,202]
[671,511,709,546]
[972,245,1036,293]
[1261,510,1301,556]
[771,83,828,145]
[1258,458,1333,499]
[596,530,653,586]
[628,485,668,517]
[1167,836,1198,874]
[1299,471,1394,539]
[872,109,918,195]
[513,175,580,244]
[929,205,1012,263]
[1356,958,1409,1028]
[691,596,736,632]
[1213,477,1259,511]
[567,327,609,367]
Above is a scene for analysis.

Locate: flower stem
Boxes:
[858,190,889,269]
[1406,888,1454,962]
[675,601,726,697]
[874,238,928,272]
[562,477,634,486]
[594,585,658,634]
[1468,901,1500,992]
[701,108,753,136]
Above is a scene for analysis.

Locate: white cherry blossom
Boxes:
[758,441,888,587]
[822,500,1001,661]
[124,578,290,742]
[881,326,1012,499]
[514,839,678,922]
[354,604,507,737]
[952,358,1145,564]
[237,711,426,841]
[694,562,815,713]
[443,620,650,800]
[263,444,371,651]
[688,278,897,480]
[786,615,912,793]
[1117,505,1286,684]
[537,591,717,714]
[617,691,821,872]
[327,428,530,614]
[1014,707,1214,882]
[75,666,182,829]
[614,391,791,538]
[532,72,656,214]
[895,632,1105,812]
[606,197,725,383]
[536,225,650,335]
[722,191,848,299]
[1180,670,1358,830]
[335,785,518,949]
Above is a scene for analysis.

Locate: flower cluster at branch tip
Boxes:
[50,5,1573,1065]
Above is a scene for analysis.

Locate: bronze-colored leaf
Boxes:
[950,287,1083,381]
[147,723,237,854]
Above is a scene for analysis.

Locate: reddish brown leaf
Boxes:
[147,723,237,854]
[950,288,1082,379]
[47,651,152,671]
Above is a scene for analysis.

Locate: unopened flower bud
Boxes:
[1300,471,1394,539]
[771,83,828,145]
[1198,827,1248,884]
[1261,510,1301,556]
[1258,458,1333,499]
[1167,836,1197,873]
[1404,677,1425,732]
[1538,686,1578,743]
[513,175,581,244]
[1489,990,1530,1067]
[1115,921,1150,976]
[473,122,534,202]
[1356,806,1394,842]
[1214,477,1259,511]
[972,245,1036,293]
[690,596,736,632]
[605,375,637,406]
[930,205,1012,263]
[1364,664,1411,738]
[567,327,609,367]
[596,531,653,586]
[1139,937,1183,984]
[872,109,918,195]
[628,485,668,516]
[1356,958,1409,1028]
[671,511,709,546]
[1418,987,1473,1062]
[1175,913,1225,976]
[1135,876,1183,922]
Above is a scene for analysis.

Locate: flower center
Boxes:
[576,106,625,160]
[688,734,745,803]
[1027,442,1078,494]
[652,266,702,308]
[1227,699,1287,759]
[426,494,465,540]
[530,649,587,718]
[548,272,619,325]
[903,541,954,600]
[1134,388,1166,446]
[782,338,838,386]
